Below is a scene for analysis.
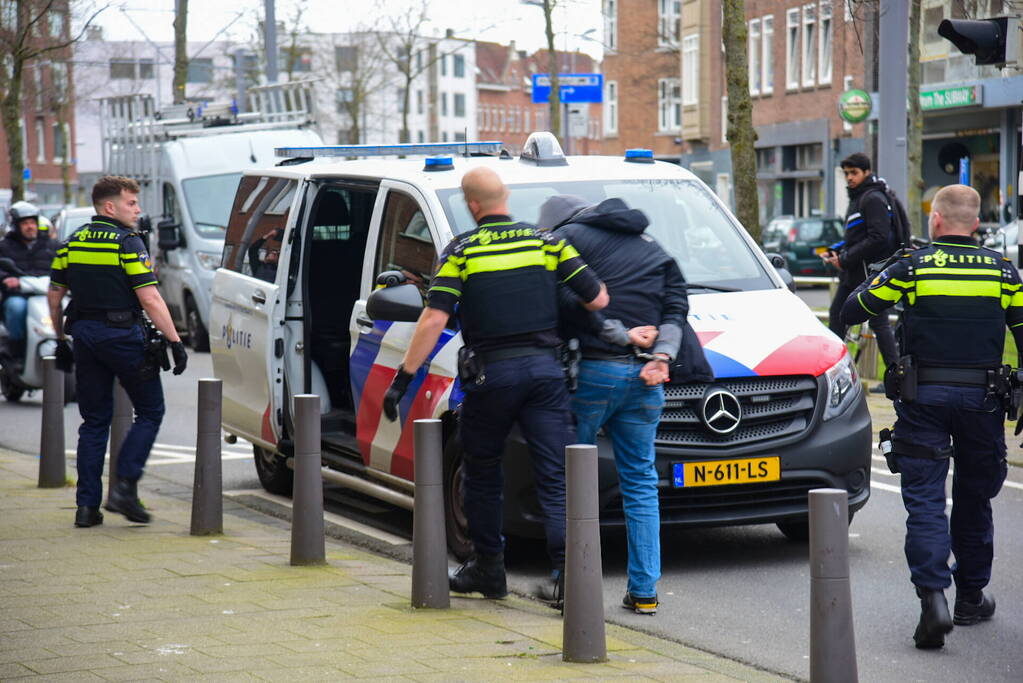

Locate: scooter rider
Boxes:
[0,201,57,366]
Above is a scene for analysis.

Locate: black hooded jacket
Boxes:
[838,175,893,286]
[0,230,58,292]
[548,197,688,358]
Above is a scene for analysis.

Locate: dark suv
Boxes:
[762,216,844,276]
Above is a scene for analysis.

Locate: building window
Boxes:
[53,122,66,161]
[818,0,833,85]
[604,0,617,52]
[35,120,45,162]
[416,90,424,114]
[138,58,154,79]
[48,9,65,39]
[281,49,312,73]
[658,78,681,131]
[51,62,68,103]
[109,58,135,80]
[605,80,618,134]
[453,54,465,77]
[802,4,817,87]
[397,88,406,114]
[336,88,354,114]
[187,58,213,83]
[682,35,699,106]
[455,131,466,142]
[749,19,761,95]
[440,92,448,117]
[34,65,44,109]
[523,108,531,131]
[336,46,357,72]
[762,15,774,94]
[658,0,681,48]
[721,96,729,144]
[454,93,465,117]
[439,54,446,76]
[442,131,448,141]
[418,130,425,143]
[786,8,800,89]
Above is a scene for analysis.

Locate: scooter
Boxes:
[0,258,75,403]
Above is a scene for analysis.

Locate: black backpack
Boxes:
[868,183,913,252]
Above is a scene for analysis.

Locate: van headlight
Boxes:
[822,352,860,421]
[195,251,222,270]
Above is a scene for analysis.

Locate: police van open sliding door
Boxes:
[350,182,459,483]
[210,175,299,449]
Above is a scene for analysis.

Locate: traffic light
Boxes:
[937,16,1019,67]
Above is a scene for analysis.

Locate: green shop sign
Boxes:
[919,86,981,110]
[837,89,872,123]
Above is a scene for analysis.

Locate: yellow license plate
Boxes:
[814,246,829,255]
[673,457,780,488]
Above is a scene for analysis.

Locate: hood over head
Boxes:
[571,197,650,235]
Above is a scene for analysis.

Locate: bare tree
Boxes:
[0,0,105,201]
[172,0,187,104]
[328,30,392,144]
[521,0,561,141]
[721,0,759,239]
[907,0,923,235]
[280,0,309,81]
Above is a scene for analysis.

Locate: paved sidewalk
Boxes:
[0,450,786,682]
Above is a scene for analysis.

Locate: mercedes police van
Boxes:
[210,133,871,557]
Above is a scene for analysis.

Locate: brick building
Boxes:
[476,42,602,155]
[0,2,78,213]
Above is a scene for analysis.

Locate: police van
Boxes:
[210,133,871,556]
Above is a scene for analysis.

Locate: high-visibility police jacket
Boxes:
[50,216,158,313]
[427,214,602,352]
[840,235,1023,369]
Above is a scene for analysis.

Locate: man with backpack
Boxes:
[822,152,905,373]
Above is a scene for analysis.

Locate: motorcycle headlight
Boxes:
[823,352,860,421]
[195,251,222,271]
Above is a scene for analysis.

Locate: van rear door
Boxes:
[211,175,299,448]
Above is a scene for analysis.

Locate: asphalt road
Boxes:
[4,347,1023,681]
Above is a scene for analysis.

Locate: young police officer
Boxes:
[47,176,188,528]
[841,184,1023,649]
[382,167,608,598]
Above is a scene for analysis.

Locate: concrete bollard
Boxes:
[809,488,858,683]
[562,443,607,663]
[190,378,223,536]
[411,419,449,609]
[105,380,132,504]
[38,357,65,488]
[290,394,326,566]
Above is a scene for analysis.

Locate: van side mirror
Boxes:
[367,282,424,322]
[157,218,182,251]
[767,253,796,293]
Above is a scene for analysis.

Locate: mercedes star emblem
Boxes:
[700,388,742,435]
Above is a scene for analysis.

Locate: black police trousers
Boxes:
[458,353,573,567]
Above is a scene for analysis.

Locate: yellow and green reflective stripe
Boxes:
[887,278,914,289]
[562,264,589,283]
[122,262,151,276]
[68,251,119,266]
[430,285,461,297]
[1010,291,1023,307]
[477,221,518,229]
[869,286,904,302]
[463,250,546,275]
[1011,321,1023,328]
[131,281,158,290]
[857,293,878,316]
[463,239,543,255]
[69,240,119,250]
[931,241,979,249]
[915,280,1001,297]
[915,267,1001,277]
[558,242,581,263]
[435,259,462,279]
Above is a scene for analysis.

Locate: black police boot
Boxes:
[74,506,103,528]
[913,586,953,649]
[449,553,507,599]
[535,567,564,612]
[954,590,996,626]
[106,479,151,524]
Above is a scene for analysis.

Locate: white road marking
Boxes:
[871,453,1023,491]
[63,441,252,467]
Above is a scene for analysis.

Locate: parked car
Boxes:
[50,206,94,242]
[761,216,844,276]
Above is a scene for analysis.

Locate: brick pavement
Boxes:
[0,450,786,682]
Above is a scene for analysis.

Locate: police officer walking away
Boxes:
[382,167,607,599]
[47,176,188,528]
[540,195,688,615]
[841,184,1023,649]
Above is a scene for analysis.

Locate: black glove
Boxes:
[383,365,415,421]
[170,341,188,375]
[54,339,74,373]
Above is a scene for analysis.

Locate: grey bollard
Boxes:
[411,419,450,609]
[105,380,132,503]
[290,394,326,566]
[562,444,607,663]
[809,488,858,683]
[190,378,223,535]
[38,357,65,488]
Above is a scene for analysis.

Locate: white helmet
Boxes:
[8,201,40,230]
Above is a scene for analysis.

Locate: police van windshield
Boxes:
[182,173,243,238]
[437,178,774,291]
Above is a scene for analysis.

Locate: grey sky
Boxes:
[90,0,605,61]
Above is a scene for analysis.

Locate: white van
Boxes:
[211,133,872,557]
[101,85,322,350]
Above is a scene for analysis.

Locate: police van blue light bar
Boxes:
[275,141,504,159]
[624,148,654,163]
[423,156,454,171]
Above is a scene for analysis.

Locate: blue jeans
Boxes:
[893,384,1007,592]
[572,359,664,597]
[3,296,27,341]
[71,320,165,507]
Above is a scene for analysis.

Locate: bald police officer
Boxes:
[48,176,188,528]
[841,184,1023,649]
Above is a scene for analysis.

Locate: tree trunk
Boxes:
[722,0,760,240]
[543,0,561,142]
[401,71,411,144]
[906,0,923,236]
[173,0,189,104]
[1,69,26,202]
[57,106,72,205]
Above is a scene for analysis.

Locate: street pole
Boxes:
[264,0,278,84]
[878,0,909,204]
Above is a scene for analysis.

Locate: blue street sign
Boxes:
[531,73,604,104]
[22,167,30,181]
[958,156,970,185]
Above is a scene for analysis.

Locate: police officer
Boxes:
[47,176,188,528]
[841,184,1023,649]
[382,167,607,598]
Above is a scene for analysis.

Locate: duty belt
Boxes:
[75,309,139,322]
[479,346,558,363]
[918,367,994,387]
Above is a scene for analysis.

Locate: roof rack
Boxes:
[274,141,504,159]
